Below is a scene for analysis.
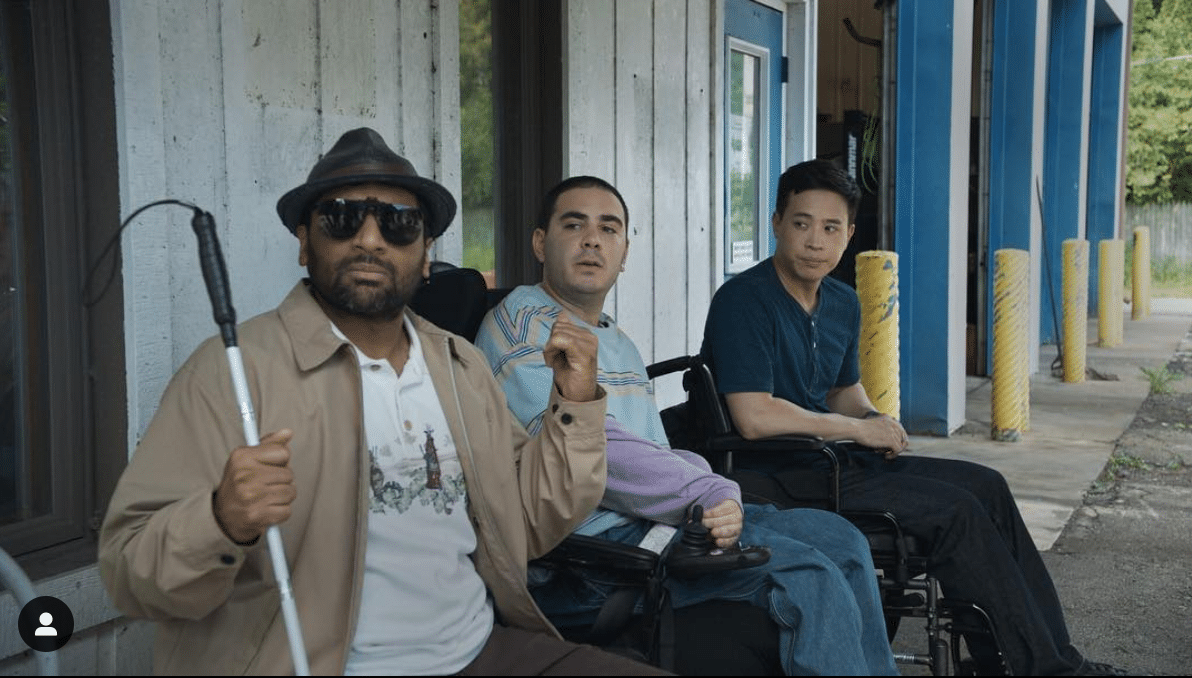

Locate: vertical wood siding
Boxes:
[565,0,718,407]
[117,0,459,442]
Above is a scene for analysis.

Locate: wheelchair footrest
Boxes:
[892,651,934,666]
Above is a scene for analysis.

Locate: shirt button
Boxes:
[220,554,235,566]
[369,364,381,371]
[560,413,573,425]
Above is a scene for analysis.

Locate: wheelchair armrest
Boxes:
[699,433,842,512]
[534,533,660,579]
[702,432,838,474]
[703,432,830,454]
[534,517,774,583]
[646,355,697,380]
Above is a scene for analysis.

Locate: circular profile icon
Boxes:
[17,596,74,652]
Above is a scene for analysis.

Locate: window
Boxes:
[459,0,496,282]
[726,43,766,273]
[0,0,124,579]
[457,0,563,288]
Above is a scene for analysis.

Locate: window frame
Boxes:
[1,0,125,580]
[490,0,563,288]
[724,37,774,275]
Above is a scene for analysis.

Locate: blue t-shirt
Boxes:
[700,258,861,413]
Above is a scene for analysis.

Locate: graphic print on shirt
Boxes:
[368,424,464,515]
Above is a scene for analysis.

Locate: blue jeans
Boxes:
[531,503,897,676]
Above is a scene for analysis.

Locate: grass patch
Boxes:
[1140,365,1183,394]
[1152,256,1192,298]
[1104,451,1150,478]
[1124,239,1192,299]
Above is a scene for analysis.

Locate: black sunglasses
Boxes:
[314,198,426,246]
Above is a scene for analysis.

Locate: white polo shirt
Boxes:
[340,316,493,675]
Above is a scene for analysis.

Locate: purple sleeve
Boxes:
[602,417,741,526]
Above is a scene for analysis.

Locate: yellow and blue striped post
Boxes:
[992,249,1030,441]
[1098,239,1124,347]
[856,251,900,420]
[1061,239,1088,383]
[1132,226,1151,320]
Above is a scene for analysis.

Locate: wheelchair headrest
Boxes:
[409,265,509,342]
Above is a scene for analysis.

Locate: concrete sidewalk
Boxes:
[907,297,1192,552]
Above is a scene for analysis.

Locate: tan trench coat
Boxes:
[99,281,608,675]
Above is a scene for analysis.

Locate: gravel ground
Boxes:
[895,323,1192,676]
[1041,326,1192,677]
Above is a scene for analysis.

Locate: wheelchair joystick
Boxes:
[669,505,714,560]
[666,504,771,577]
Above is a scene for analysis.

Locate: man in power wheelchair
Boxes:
[472,175,898,675]
[699,158,1129,677]
[413,264,791,675]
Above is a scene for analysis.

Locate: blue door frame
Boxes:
[724,0,783,271]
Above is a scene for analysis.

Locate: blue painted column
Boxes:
[986,0,1042,373]
[894,0,962,435]
[1042,0,1092,344]
[1085,22,1125,314]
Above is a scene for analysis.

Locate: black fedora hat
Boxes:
[276,127,456,238]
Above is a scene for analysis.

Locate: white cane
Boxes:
[191,209,311,675]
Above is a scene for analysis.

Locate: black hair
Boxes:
[535,176,630,233]
[774,159,861,223]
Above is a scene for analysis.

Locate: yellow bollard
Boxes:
[991,249,1030,442]
[856,251,900,420]
[1098,239,1124,347]
[1061,239,1088,383]
[1132,227,1151,320]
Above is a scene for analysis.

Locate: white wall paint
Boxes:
[684,0,716,369]
[1029,0,1051,375]
[613,0,657,362]
[118,0,458,447]
[948,0,975,431]
[564,0,725,409]
[784,0,817,165]
[1110,7,1129,242]
[113,0,171,456]
[1076,0,1097,241]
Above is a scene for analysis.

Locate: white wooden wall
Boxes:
[564,0,720,408]
[116,0,461,448]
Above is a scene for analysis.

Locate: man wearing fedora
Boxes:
[100,128,658,675]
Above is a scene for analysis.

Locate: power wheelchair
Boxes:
[410,265,781,674]
[653,353,1009,676]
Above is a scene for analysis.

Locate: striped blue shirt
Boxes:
[475,284,670,448]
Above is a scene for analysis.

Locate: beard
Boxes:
[306,252,422,321]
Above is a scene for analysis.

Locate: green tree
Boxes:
[459,0,493,209]
[1127,0,1192,204]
